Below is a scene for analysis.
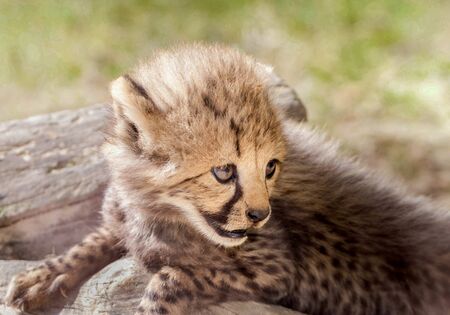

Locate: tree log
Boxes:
[0,106,303,314]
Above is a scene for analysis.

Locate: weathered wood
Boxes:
[0,106,304,314]
[0,105,108,259]
[0,258,302,315]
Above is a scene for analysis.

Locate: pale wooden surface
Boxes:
[0,106,304,315]
[0,258,302,315]
[0,105,108,260]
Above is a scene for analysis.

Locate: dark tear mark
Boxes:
[202,174,243,225]
[202,94,225,119]
[219,179,243,222]
[230,119,241,157]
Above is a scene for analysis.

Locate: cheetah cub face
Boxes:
[105,45,289,247]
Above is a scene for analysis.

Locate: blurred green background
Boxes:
[0,0,449,204]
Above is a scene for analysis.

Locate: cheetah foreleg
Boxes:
[134,263,292,315]
[5,225,124,312]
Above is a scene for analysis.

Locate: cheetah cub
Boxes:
[6,44,450,315]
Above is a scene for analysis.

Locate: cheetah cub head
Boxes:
[105,44,306,247]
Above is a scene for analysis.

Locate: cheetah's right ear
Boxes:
[261,65,307,123]
[110,74,159,124]
[109,75,161,146]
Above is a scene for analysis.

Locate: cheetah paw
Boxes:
[5,264,78,311]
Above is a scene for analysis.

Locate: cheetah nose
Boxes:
[246,209,270,223]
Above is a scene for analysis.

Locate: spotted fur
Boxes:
[5,44,450,315]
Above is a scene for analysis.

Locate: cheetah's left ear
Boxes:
[260,64,307,123]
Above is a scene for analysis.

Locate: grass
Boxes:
[0,0,449,203]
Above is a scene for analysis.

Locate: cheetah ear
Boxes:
[110,74,159,123]
[110,75,159,146]
[261,65,307,123]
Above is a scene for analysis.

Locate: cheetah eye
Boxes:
[212,164,235,183]
[266,159,278,179]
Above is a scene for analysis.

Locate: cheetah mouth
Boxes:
[202,214,248,239]
[215,226,248,239]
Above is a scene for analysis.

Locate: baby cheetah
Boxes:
[5,44,450,315]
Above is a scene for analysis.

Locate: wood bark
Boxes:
[0,106,303,314]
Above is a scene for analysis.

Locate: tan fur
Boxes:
[5,44,449,315]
